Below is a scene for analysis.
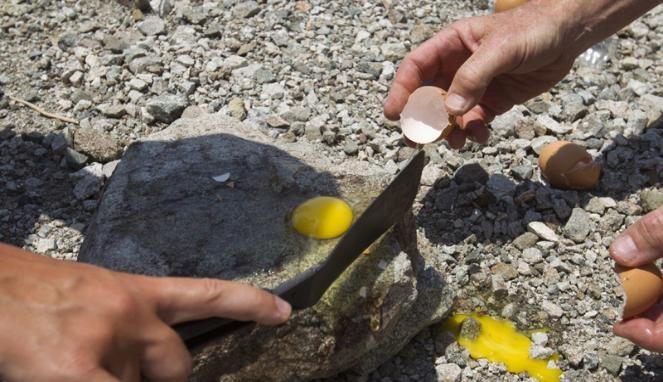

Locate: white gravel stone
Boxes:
[531,136,558,154]
[527,222,559,242]
[529,345,554,360]
[35,238,56,253]
[435,363,462,382]
[537,115,572,135]
[421,165,444,187]
[129,78,148,91]
[542,300,564,318]
[138,16,166,36]
[176,55,195,67]
[522,247,544,264]
[381,42,408,61]
[223,55,247,70]
[102,160,120,179]
[531,332,549,346]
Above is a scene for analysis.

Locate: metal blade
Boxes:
[274,150,426,308]
[175,150,426,343]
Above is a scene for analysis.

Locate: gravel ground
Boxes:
[1,1,662,381]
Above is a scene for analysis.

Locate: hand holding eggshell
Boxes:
[383,3,577,150]
[611,207,663,352]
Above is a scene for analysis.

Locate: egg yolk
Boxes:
[442,314,561,382]
[292,197,353,239]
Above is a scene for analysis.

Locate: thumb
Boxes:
[446,39,516,115]
[610,207,663,267]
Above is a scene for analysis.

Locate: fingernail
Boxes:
[275,297,292,321]
[611,234,638,264]
[445,93,469,113]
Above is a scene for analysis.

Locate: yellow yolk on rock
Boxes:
[443,314,562,382]
[292,197,353,239]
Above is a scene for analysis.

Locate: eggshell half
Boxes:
[538,141,601,190]
[494,0,529,12]
[400,86,454,144]
[616,264,663,319]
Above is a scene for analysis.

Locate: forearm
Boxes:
[532,0,661,57]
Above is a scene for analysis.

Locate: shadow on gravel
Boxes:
[418,115,663,247]
[620,352,663,382]
[0,127,86,247]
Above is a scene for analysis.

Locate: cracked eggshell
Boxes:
[616,264,663,319]
[538,141,601,190]
[400,86,455,145]
[494,0,529,12]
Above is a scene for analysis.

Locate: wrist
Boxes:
[529,0,661,59]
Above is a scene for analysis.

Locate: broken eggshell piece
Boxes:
[538,141,601,190]
[400,86,455,145]
[616,264,663,319]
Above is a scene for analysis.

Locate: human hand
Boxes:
[384,2,576,149]
[610,207,663,352]
[0,243,291,382]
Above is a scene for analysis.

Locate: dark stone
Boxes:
[57,33,78,50]
[64,147,88,169]
[146,95,188,123]
[453,162,489,185]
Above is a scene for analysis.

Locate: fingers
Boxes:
[384,28,463,120]
[384,79,418,121]
[446,36,518,116]
[442,104,493,149]
[613,301,663,352]
[446,127,466,150]
[140,325,192,382]
[610,207,663,266]
[467,120,490,144]
[103,350,141,382]
[132,276,291,326]
[613,320,663,352]
[83,369,121,382]
[461,104,494,144]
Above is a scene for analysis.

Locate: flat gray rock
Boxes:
[78,114,452,381]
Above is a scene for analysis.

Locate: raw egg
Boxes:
[538,141,601,190]
[443,313,561,382]
[400,86,456,145]
[616,264,663,319]
[292,196,353,239]
[494,0,529,12]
